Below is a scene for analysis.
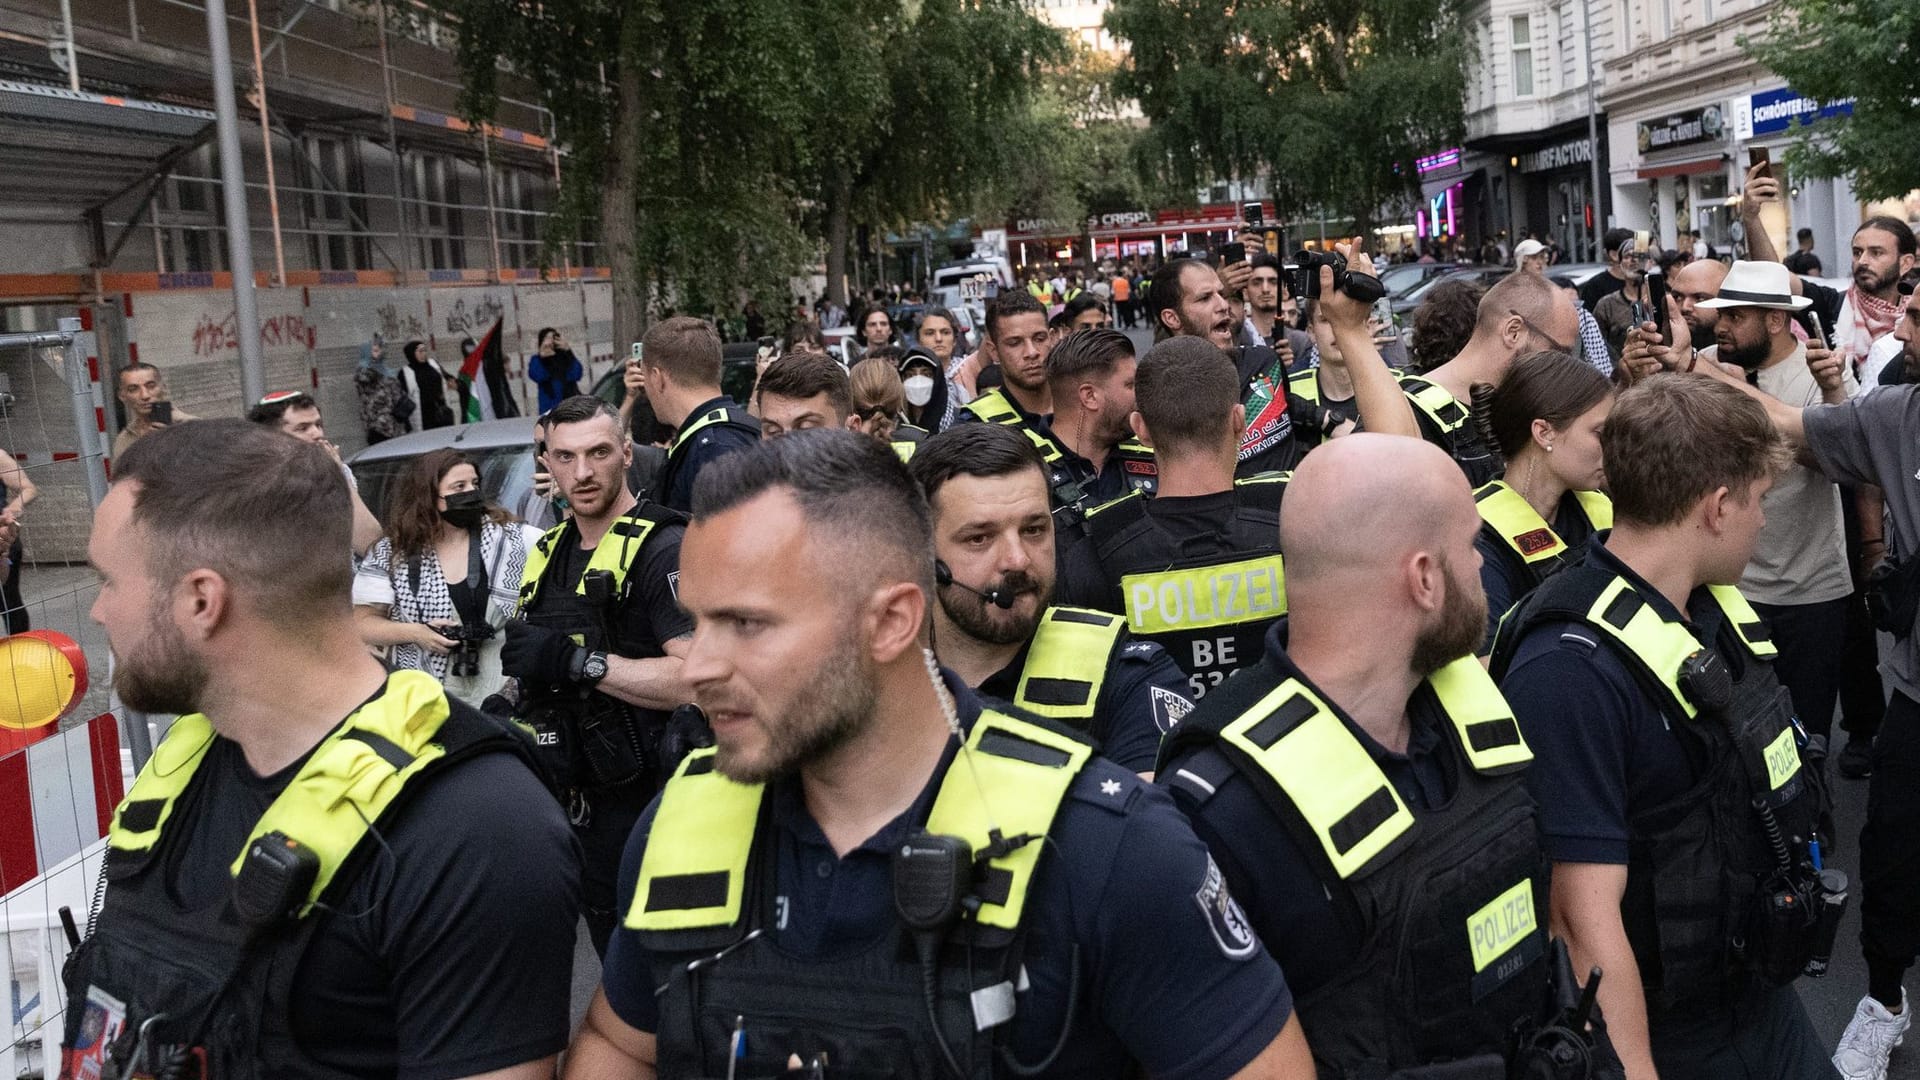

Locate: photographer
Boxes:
[354,449,529,703]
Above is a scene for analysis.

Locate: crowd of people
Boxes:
[56,161,1920,1080]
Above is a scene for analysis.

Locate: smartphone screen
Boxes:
[1219,244,1247,267]
[1243,202,1265,230]
[1748,146,1772,180]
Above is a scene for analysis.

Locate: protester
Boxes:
[528,327,584,413]
[1591,240,1658,360]
[353,449,528,703]
[352,337,410,445]
[1514,237,1549,273]
[852,305,897,358]
[896,345,952,434]
[1784,227,1824,277]
[247,390,382,556]
[1408,277,1485,373]
[1577,227,1639,311]
[113,362,197,459]
[400,339,457,431]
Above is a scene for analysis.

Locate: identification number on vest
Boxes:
[1515,528,1559,557]
[1466,879,1538,975]
[1763,726,1802,791]
[1122,557,1287,635]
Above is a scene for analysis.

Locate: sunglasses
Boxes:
[1510,310,1574,356]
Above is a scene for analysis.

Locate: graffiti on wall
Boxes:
[376,304,427,344]
[444,295,507,337]
[189,312,317,358]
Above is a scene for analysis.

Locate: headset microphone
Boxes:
[933,560,1016,609]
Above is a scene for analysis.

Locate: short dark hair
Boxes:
[1060,294,1106,322]
[114,418,350,628]
[757,352,852,419]
[985,290,1045,342]
[1601,375,1788,528]
[692,428,933,592]
[1135,337,1239,456]
[1796,228,1815,243]
[783,320,827,352]
[1045,327,1133,391]
[908,423,1046,508]
[641,316,724,388]
[1856,216,1918,258]
[1250,252,1282,274]
[116,361,159,390]
[246,392,317,427]
[1147,258,1210,338]
[1476,351,1612,459]
[544,394,624,432]
[1602,227,1636,256]
[536,326,560,346]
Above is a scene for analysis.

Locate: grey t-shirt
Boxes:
[1804,384,1920,699]
[1742,343,1853,606]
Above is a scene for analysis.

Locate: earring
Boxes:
[1546,444,1554,452]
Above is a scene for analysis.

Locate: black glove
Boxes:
[500,619,584,685]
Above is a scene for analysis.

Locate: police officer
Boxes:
[566,430,1313,1079]
[1400,271,1580,486]
[504,395,694,955]
[754,350,852,439]
[634,315,759,512]
[1158,433,1595,1078]
[962,290,1054,433]
[66,420,579,1079]
[910,423,1193,775]
[1042,328,1157,511]
[1469,351,1615,647]
[1493,376,1838,1078]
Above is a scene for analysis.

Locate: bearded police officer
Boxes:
[1493,376,1839,1079]
[910,423,1194,775]
[504,395,694,955]
[66,420,579,1079]
[566,430,1314,1079]
[1042,328,1157,511]
[1157,434,1607,1078]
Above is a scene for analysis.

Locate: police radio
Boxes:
[233,831,320,929]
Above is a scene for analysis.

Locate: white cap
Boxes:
[1513,239,1548,260]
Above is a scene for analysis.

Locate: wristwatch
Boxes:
[575,650,610,685]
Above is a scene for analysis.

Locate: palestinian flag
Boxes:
[459,318,519,422]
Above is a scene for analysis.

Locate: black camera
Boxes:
[1283,250,1385,303]
[432,622,496,678]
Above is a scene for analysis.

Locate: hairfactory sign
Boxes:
[1519,138,1593,174]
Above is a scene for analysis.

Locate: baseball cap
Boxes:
[1514,239,1548,260]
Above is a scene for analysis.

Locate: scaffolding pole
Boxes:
[375,1,414,285]
[202,0,266,406]
[245,0,287,285]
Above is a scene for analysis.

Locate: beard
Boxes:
[1096,400,1134,447]
[114,596,209,715]
[1409,557,1488,679]
[1855,264,1897,294]
[1717,332,1772,370]
[712,624,876,784]
[940,569,1048,645]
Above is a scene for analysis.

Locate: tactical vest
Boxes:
[962,389,1059,464]
[1474,483,1612,598]
[1401,376,1502,486]
[1286,364,1403,406]
[656,402,758,506]
[631,710,1092,1079]
[1085,474,1288,699]
[1490,565,1832,1013]
[1046,439,1158,546]
[516,503,679,790]
[892,440,917,462]
[61,672,528,1080]
[1159,656,1548,1077]
[1012,606,1127,740]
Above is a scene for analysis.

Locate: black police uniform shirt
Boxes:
[1049,438,1144,510]
[975,636,1195,773]
[663,395,758,513]
[1157,620,1470,999]
[544,516,695,682]
[1475,494,1600,648]
[158,693,581,1078]
[600,677,1296,1079]
[1407,400,1500,484]
[1496,539,1723,866]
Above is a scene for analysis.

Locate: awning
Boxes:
[1637,157,1723,181]
[0,79,214,211]
[1420,169,1482,200]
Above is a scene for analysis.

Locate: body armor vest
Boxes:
[60,673,528,1080]
[1160,657,1549,1077]
[656,403,759,505]
[631,710,1091,1079]
[1011,606,1127,739]
[1084,475,1289,699]
[1491,564,1834,1014]
[1475,483,1612,602]
[1402,376,1502,487]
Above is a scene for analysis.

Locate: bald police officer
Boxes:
[567,430,1314,1079]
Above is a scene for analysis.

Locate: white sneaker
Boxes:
[1834,990,1910,1080]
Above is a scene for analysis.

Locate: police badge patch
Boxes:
[1194,855,1258,960]
[1150,685,1195,733]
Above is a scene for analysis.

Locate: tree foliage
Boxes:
[1105,0,1471,235]
[1743,0,1920,201]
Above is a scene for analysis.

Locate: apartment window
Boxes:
[1510,15,1534,98]
[300,136,370,271]
[412,155,466,270]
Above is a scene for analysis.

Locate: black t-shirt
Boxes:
[165,695,581,1078]
[546,517,694,657]
[1578,270,1625,313]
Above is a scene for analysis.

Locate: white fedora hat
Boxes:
[1698,260,1813,311]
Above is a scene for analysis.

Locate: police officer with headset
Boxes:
[567,430,1314,1079]
[503,395,695,955]
[63,420,579,1079]
[909,423,1194,775]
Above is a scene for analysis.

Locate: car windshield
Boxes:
[1379,263,1438,297]
[351,441,554,532]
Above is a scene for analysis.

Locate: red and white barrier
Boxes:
[0,714,126,898]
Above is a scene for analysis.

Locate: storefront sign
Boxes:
[1743,87,1855,138]
[1519,138,1593,174]
[1091,210,1155,229]
[1636,105,1724,154]
[1013,217,1071,237]
[1417,148,1463,175]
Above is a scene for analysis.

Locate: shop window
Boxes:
[1510,16,1535,98]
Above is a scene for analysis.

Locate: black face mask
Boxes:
[440,490,488,529]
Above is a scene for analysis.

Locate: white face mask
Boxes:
[903,374,935,407]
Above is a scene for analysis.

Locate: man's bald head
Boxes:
[1464,272,1580,374]
[1283,434,1476,587]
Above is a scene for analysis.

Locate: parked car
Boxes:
[348,419,552,531]
[1377,262,1463,300]
[1390,265,1510,318]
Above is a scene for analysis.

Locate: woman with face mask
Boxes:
[352,449,529,701]
[896,344,953,436]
